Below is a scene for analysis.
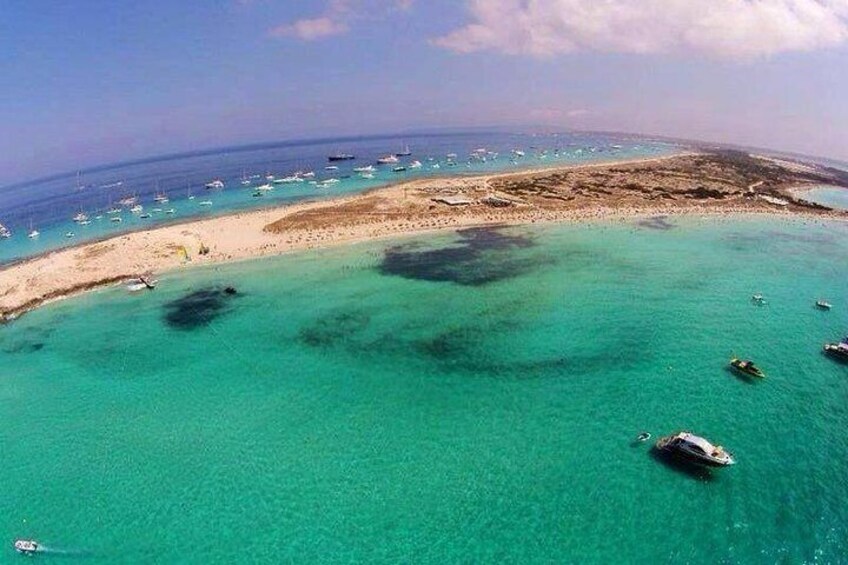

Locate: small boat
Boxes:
[823,338,848,361]
[328,153,355,162]
[656,431,735,467]
[816,300,832,310]
[110,216,122,223]
[324,166,339,171]
[130,204,143,214]
[204,179,224,190]
[377,155,399,165]
[14,539,38,554]
[151,208,163,213]
[126,276,158,292]
[65,232,75,238]
[751,294,766,305]
[299,171,315,178]
[359,173,375,179]
[636,432,651,442]
[409,160,422,169]
[252,190,264,198]
[199,200,213,206]
[255,183,273,192]
[392,166,407,173]
[139,213,151,219]
[353,165,375,173]
[274,176,303,184]
[730,358,765,378]
[165,208,176,215]
[512,149,526,157]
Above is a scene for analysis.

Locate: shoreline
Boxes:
[2,152,846,322]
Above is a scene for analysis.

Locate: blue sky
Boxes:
[2,0,848,185]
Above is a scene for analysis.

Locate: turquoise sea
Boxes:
[1,216,847,562]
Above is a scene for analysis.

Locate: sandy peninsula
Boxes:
[1,150,846,321]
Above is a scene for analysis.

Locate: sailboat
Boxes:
[27,219,39,239]
[395,144,412,157]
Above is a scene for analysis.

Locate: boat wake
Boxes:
[32,545,94,558]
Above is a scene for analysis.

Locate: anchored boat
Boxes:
[656,431,735,467]
[730,358,765,378]
[823,338,848,361]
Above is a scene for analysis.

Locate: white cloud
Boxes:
[269,17,348,41]
[433,0,848,59]
[269,0,413,41]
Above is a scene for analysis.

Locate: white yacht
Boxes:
[14,539,38,554]
[205,179,224,190]
[656,432,735,467]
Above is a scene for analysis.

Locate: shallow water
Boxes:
[1,217,847,562]
[799,185,848,211]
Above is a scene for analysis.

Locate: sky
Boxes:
[1,0,848,185]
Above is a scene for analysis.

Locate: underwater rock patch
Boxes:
[379,226,541,286]
[163,287,238,330]
[299,310,371,348]
[636,216,675,230]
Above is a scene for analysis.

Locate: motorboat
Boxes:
[655,431,735,467]
[377,155,399,165]
[130,204,143,214]
[512,149,526,157]
[409,160,423,169]
[14,539,38,554]
[823,338,848,361]
[255,183,273,192]
[110,216,123,223]
[816,300,832,310]
[298,171,315,178]
[205,179,224,190]
[165,209,175,215]
[392,166,407,173]
[328,153,355,162]
[199,200,213,206]
[139,213,151,219]
[65,232,75,238]
[751,294,766,305]
[324,166,339,171]
[730,358,765,378]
